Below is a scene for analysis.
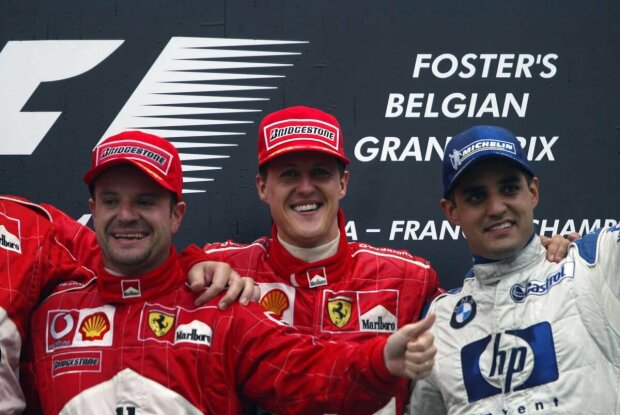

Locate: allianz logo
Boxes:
[510,262,574,303]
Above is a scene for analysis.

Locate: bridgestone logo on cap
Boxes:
[96,139,173,175]
[264,118,340,151]
[448,139,516,169]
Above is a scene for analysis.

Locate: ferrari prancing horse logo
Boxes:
[328,296,352,328]
[148,311,175,337]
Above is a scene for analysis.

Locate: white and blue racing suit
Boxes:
[409,226,620,414]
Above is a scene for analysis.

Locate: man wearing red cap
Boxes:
[24,130,438,414]
[0,144,255,413]
[185,107,571,414]
[197,106,442,415]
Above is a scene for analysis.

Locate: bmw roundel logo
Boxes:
[450,295,477,329]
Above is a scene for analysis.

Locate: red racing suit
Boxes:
[199,210,443,415]
[0,196,94,414]
[40,202,99,271]
[27,247,401,415]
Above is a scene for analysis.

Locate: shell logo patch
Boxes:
[46,306,115,352]
[148,311,175,337]
[79,312,110,341]
[327,295,353,328]
[257,283,296,325]
[259,289,290,317]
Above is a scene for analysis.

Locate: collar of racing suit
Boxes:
[268,209,352,288]
[277,232,340,263]
[96,247,184,303]
[470,234,546,285]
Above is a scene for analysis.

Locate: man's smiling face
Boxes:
[256,151,348,248]
[440,158,539,260]
[90,164,185,275]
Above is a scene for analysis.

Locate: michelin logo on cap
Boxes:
[448,139,516,170]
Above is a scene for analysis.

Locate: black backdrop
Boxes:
[1,0,618,289]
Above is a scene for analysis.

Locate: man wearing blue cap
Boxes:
[408,125,620,414]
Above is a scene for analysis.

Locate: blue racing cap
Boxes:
[442,125,534,197]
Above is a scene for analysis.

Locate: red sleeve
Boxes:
[426,265,445,302]
[178,244,211,274]
[41,203,99,271]
[22,217,94,415]
[417,265,444,320]
[227,303,398,415]
[40,226,96,294]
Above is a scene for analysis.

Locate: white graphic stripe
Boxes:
[0,40,123,155]
[150,84,276,93]
[172,142,236,149]
[143,95,267,105]
[101,36,307,194]
[128,118,251,128]
[148,72,284,82]
[141,129,242,138]
[168,49,299,59]
[166,61,291,70]
[182,165,221,172]
[166,38,305,47]
[183,178,211,183]
[179,154,228,161]
[132,106,259,117]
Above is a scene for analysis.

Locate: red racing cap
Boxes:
[257,106,350,167]
[83,130,183,201]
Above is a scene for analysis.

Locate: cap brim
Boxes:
[444,153,534,197]
[259,144,350,166]
[83,158,177,195]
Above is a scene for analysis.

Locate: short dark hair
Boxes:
[90,180,178,210]
[445,167,534,205]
